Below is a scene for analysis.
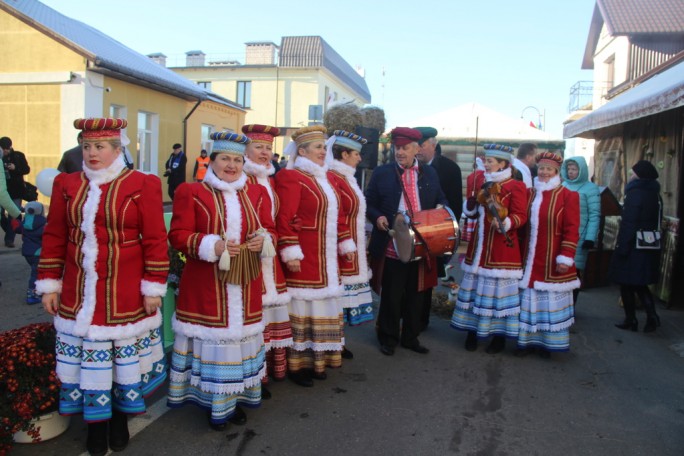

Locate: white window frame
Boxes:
[137,111,159,174]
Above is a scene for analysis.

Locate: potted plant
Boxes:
[0,322,67,454]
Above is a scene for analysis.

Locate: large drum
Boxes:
[392,207,459,263]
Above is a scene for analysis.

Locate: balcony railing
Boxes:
[568,81,593,113]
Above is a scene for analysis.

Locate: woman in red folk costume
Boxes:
[517,152,580,357]
[37,118,169,456]
[326,130,373,359]
[242,124,293,395]
[451,144,528,354]
[276,125,354,387]
[168,132,276,431]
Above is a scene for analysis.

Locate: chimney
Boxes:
[245,42,278,65]
[147,52,167,67]
[186,50,206,67]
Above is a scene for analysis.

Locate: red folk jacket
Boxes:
[274,157,353,301]
[36,162,168,340]
[462,168,528,278]
[519,176,581,291]
[244,158,290,307]
[169,170,275,341]
[327,160,370,285]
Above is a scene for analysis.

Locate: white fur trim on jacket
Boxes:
[54,311,162,341]
[260,256,291,308]
[532,278,581,293]
[338,238,357,255]
[172,309,265,343]
[556,255,574,267]
[69,156,127,337]
[462,198,478,218]
[198,234,221,262]
[35,278,62,295]
[141,280,167,297]
[244,158,276,218]
[330,159,370,284]
[460,205,485,275]
[502,217,512,233]
[281,245,304,262]
[202,166,247,193]
[288,156,343,300]
[484,167,511,183]
[520,175,563,289]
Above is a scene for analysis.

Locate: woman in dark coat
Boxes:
[609,160,662,332]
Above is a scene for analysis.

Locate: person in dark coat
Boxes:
[164,143,187,200]
[366,127,448,356]
[1,136,30,247]
[57,132,84,173]
[609,160,662,333]
[414,126,462,330]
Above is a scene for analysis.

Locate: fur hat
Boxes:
[632,160,659,180]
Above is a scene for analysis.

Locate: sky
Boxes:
[40,0,598,139]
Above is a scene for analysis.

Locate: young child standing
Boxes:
[13,201,46,304]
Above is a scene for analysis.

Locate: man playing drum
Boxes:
[365,127,448,356]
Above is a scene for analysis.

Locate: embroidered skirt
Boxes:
[262,303,293,351]
[450,272,520,338]
[262,303,292,382]
[287,297,343,373]
[56,327,167,422]
[517,288,574,351]
[167,333,266,425]
[340,282,374,326]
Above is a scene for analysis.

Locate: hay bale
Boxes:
[360,106,386,134]
[324,103,362,136]
[431,290,456,320]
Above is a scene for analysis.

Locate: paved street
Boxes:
[1,243,683,455]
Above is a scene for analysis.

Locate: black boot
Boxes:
[86,421,108,456]
[485,335,506,354]
[288,370,313,387]
[615,286,638,331]
[639,288,661,333]
[465,331,478,352]
[109,410,130,452]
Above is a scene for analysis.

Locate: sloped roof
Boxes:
[406,103,560,142]
[279,36,371,102]
[564,58,684,138]
[0,0,241,108]
[582,0,684,68]
[600,0,684,34]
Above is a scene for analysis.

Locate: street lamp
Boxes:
[521,106,545,131]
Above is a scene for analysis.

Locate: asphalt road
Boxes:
[2,243,683,456]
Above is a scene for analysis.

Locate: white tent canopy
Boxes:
[406,102,558,141]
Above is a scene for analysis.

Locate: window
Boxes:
[197,81,212,90]
[109,104,126,119]
[201,124,214,152]
[137,111,159,174]
[236,81,252,108]
[605,55,615,91]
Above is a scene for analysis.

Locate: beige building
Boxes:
[165,37,372,154]
[0,0,245,201]
[563,0,684,303]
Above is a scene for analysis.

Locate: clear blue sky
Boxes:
[41,0,597,138]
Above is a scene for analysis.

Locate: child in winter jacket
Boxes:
[13,201,46,304]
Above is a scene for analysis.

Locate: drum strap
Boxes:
[395,166,434,270]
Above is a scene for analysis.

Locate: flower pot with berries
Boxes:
[0,322,69,454]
